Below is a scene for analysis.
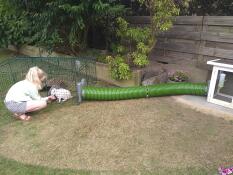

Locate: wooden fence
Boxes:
[127,16,233,70]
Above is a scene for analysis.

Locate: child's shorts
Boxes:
[4,101,27,114]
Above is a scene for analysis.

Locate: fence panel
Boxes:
[128,16,233,70]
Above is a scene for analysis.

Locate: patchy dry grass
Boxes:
[0,98,233,174]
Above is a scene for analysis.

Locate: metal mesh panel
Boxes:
[0,57,96,103]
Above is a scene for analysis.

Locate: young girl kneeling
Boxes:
[4,66,56,121]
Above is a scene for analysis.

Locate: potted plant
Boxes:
[168,71,189,83]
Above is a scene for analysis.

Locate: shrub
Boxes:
[132,52,149,67]
[106,55,131,80]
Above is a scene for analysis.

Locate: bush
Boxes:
[132,52,149,67]
[106,55,131,80]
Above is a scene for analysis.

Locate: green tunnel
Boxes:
[81,83,208,101]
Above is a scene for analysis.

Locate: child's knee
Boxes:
[41,101,47,108]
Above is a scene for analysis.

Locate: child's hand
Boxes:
[48,95,56,101]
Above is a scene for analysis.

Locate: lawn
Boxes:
[0,49,233,175]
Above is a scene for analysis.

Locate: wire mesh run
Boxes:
[0,56,96,103]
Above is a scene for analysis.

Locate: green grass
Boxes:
[0,49,17,61]
[0,156,87,175]
[0,102,14,127]
[0,155,218,175]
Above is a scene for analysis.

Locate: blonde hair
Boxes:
[25,66,47,90]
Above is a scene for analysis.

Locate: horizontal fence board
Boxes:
[155,41,199,54]
[160,31,201,40]
[174,16,203,25]
[206,26,233,33]
[200,47,233,60]
[160,31,233,43]
[157,38,197,44]
[153,56,192,64]
[201,32,233,43]
[204,16,233,26]
[169,25,202,32]
[164,50,195,60]
[170,39,198,44]
[151,48,195,59]
[205,41,233,50]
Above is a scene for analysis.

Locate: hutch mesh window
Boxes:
[207,59,233,109]
[0,57,96,103]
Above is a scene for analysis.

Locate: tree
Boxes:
[0,0,28,48]
[182,0,233,16]
[105,0,186,80]
[137,0,179,45]
[0,0,126,54]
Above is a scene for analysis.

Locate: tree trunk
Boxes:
[82,24,89,50]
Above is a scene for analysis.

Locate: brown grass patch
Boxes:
[1,97,233,171]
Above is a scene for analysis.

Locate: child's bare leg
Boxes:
[26,100,47,112]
